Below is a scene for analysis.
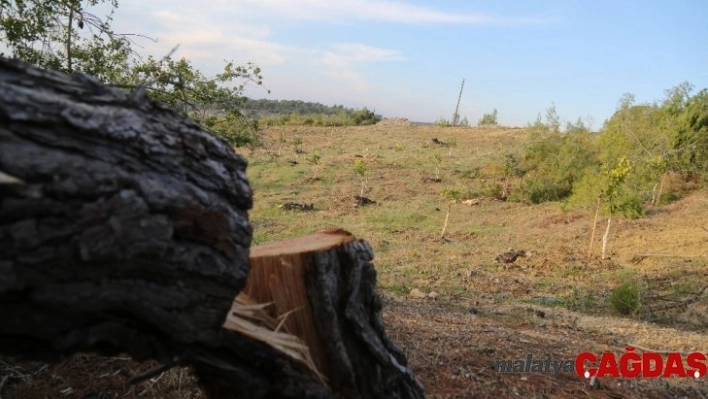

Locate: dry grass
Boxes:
[382,295,708,399]
[2,124,706,398]
[248,125,707,323]
[0,355,201,398]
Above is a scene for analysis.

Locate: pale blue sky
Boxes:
[104,0,708,127]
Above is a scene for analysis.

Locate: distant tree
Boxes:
[240,99,381,126]
[545,103,560,133]
[435,117,452,127]
[662,81,694,115]
[352,107,382,125]
[674,88,708,180]
[595,83,707,203]
[478,109,498,126]
[515,116,597,204]
[451,111,461,127]
[599,157,640,259]
[240,98,369,118]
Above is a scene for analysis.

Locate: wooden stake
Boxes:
[587,197,601,260]
[656,173,666,206]
[440,203,452,239]
[601,216,612,260]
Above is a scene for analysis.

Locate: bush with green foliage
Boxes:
[354,159,368,196]
[203,113,260,148]
[510,86,707,209]
[513,114,597,203]
[569,156,644,220]
[609,281,640,316]
[594,95,671,204]
[127,57,264,147]
[673,89,708,180]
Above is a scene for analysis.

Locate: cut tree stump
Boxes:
[0,57,424,398]
[225,229,424,399]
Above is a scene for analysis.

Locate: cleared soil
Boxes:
[2,125,706,398]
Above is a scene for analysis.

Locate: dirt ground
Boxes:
[2,125,706,398]
[2,293,707,398]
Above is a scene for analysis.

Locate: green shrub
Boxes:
[673,88,708,180]
[516,176,572,204]
[514,119,597,204]
[440,188,464,201]
[609,281,640,315]
[205,113,260,147]
[660,191,682,203]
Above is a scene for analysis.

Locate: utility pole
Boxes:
[452,79,465,126]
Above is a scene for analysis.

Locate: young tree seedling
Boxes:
[293,136,304,154]
[354,159,368,196]
[447,138,457,156]
[600,157,633,260]
[440,188,463,239]
[433,152,443,181]
[310,152,322,180]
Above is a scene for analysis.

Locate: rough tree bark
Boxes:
[239,230,424,399]
[0,58,424,399]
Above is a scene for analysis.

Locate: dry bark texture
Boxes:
[304,237,424,399]
[0,55,253,358]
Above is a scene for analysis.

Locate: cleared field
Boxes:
[246,125,707,320]
[3,124,707,398]
[244,125,708,397]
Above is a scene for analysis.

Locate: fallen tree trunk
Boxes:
[0,58,424,398]
[0,55,253,362]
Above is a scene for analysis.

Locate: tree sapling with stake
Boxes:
[440,188,463,239]
[600,157,634,259]
[354,159,368,196]
[433,152,443,181]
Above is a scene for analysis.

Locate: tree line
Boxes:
[240,99,382,127]
[508,84,707,208]
[491,86,707,258]
[242,99,352,117]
